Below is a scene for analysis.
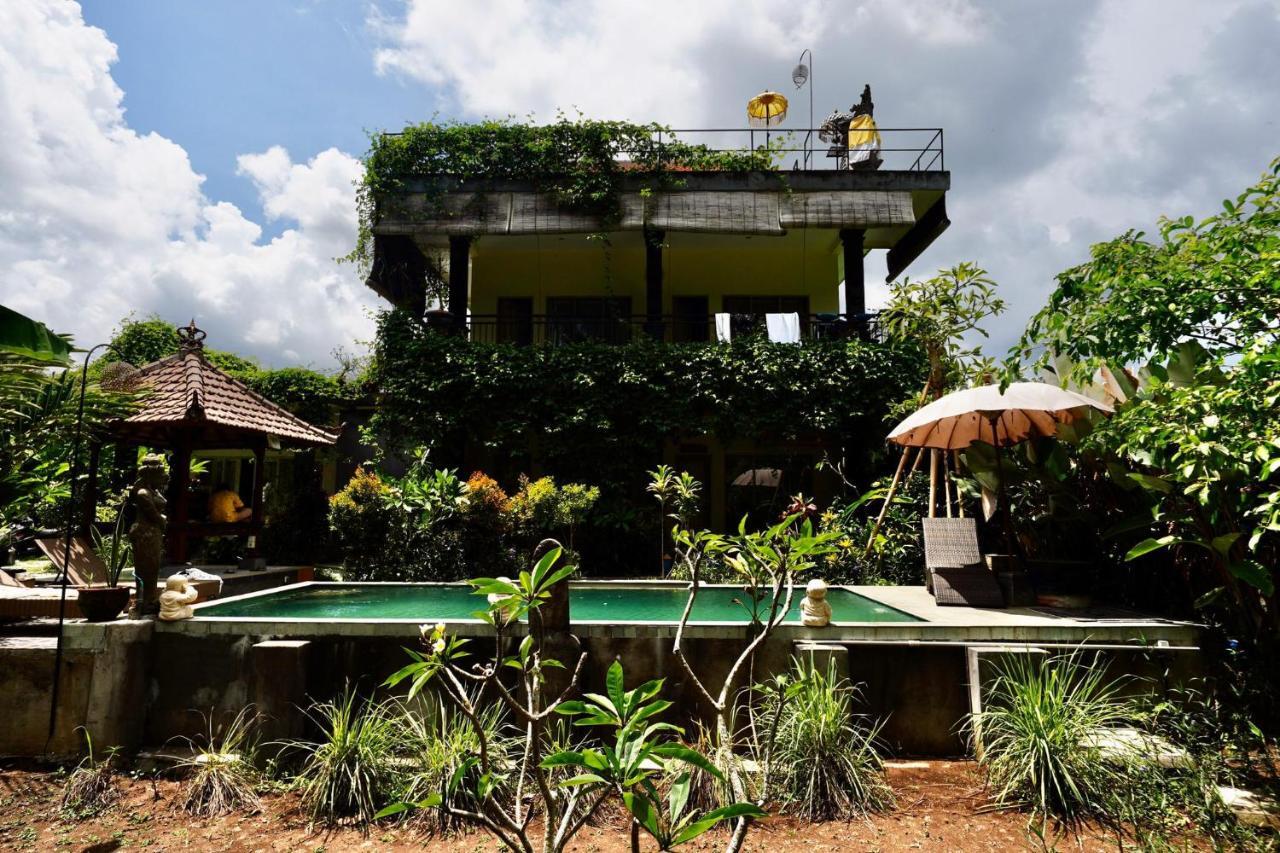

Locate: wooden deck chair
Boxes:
[0,567,27,587]
[35,536,111,586]
[921,518,1004,608]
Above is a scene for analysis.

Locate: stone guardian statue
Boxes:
[128,454,169,617]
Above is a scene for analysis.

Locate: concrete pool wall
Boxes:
[1,581,1203,757]
[141,581,1203,755]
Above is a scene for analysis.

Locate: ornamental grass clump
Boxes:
[170,707,262,818]
[972,651,1130,824]
[766,657,894,821]
[293,690,400,826]
[61,730,121,818]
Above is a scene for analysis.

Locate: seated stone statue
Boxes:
[801,578,833,627]
[158,575,200,621]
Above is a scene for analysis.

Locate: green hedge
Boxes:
[369,309,925,532]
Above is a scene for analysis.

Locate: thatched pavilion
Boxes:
[90,322,337,568]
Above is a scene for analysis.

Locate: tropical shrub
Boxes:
[170,707,262,817]
[972,652,1130,823]
[380,550,762,852]
[759,657,893,821]
[819,471,930,586]
[292,690,400,826]
[60,731,121,818]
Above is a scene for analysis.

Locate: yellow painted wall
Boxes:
[469,229,844,315]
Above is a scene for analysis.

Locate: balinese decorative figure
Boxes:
[158,575,199,621]
[128,454,169,617]
[801,578,833,627]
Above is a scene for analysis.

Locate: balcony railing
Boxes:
[443,312,884,346]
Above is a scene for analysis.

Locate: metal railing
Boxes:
[649,127,944,172]
[380,127,945,173]
[447,312,884,346]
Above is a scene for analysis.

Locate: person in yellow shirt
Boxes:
[208,483,251,523]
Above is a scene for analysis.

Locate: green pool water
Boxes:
[196,584,921,623]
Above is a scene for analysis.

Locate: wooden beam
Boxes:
[840,228,866,318]
[166,438,193,565]
[644,228,665,338]
[886,197,950,282]
[241,440,268,569]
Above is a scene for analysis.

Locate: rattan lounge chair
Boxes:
[35,536,111,586]
[921,517,1005,608]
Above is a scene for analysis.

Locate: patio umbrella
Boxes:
[884,382,1113,554]
[887,382,1112,450]
[746,91,788,128]
[731,467,782,487]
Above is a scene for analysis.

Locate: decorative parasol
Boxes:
[746,91,788,128]
[885,382,1113,554]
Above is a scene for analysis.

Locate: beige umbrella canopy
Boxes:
[888,382,1112,449]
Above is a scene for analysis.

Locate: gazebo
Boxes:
[90,322,338,568]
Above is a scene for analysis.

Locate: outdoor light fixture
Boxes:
[794,49,814,168]
[792,61,809,88]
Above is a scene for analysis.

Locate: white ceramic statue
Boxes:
[487,576,516,625]
[158,575,200,621]
[801,578,832,627]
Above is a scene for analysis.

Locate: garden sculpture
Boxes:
[488,575,516,625]
[801,577,833,627]
[158,574,199,621]
[128,453,169,617]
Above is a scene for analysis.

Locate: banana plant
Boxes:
[544,660,764,852]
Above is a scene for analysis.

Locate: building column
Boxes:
[448,236,472,332]
[644,229,665,339]
[840,228,866,320]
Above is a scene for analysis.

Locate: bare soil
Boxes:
[0,759,1193,852]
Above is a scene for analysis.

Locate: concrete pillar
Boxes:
[250,640,310,742]
[448,236,472,329]
[840,228,866,320]
[644,229,665,339]
[793,641,850,684]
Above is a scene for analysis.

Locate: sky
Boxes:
[1,0,1277,368]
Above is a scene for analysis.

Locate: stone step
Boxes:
[1217,785,1280,830]
[1083,726,1193,769]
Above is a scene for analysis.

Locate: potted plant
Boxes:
[78,505,133,622]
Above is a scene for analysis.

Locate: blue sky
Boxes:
[2,1,1277,366]
[79,1,415,237]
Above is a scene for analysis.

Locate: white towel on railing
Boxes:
[714,313,733,342]
[766,312,800,343]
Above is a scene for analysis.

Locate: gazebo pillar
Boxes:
[840,227,866,321]
[448,236,471,332]
[240,439,268,571]
[166,437,193,565]
[644,228,665,339]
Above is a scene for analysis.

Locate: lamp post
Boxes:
[45,342,127,752]
[793,49,813,169]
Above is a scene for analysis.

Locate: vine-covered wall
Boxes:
[368,309,925,569]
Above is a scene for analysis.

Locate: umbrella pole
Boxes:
[992,416,1016,556]
[862,446,913,558]
[953,451,965,518]
[931,451,938,517]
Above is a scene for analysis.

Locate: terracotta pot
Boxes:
[76,586,130,622]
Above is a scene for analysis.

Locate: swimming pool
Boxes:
[194,581,922,624]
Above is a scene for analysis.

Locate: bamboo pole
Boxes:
[862,445,914,557]
[944,449,954,518]
[953,451,965,518]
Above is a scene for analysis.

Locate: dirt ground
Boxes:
[0,759,1188,852]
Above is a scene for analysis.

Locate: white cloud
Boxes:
[371,0,1280,351]
[0,1,377,367]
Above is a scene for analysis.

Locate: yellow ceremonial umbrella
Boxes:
[746,91,788,128]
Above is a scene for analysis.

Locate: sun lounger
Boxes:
[34,536,112,586]
[921,518,1005,608]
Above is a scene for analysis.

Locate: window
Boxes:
[671,296,709,342]
[496,298,533,345]
[545,297,633,344]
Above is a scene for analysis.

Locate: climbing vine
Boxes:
[350,117,784,268]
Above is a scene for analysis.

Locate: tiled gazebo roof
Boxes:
[117,322,338,447]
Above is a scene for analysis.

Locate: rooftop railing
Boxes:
[648,127,944,172]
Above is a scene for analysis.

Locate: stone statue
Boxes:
[487,576,516,625]
[801,578,833,627]
[128,454,169,617]
[158,575,199,621]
